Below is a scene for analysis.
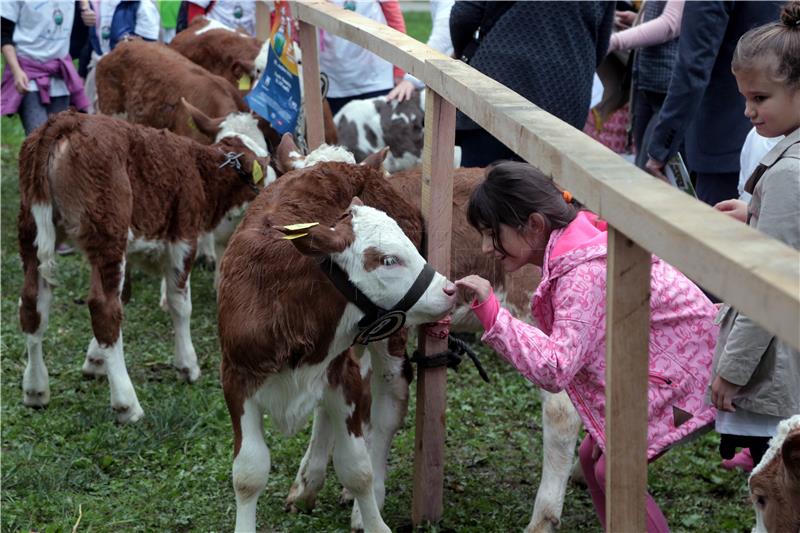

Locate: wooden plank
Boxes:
[255,0,270,41]
[297,20,324,151]
[605,228,651,533]
[412,90,456,526]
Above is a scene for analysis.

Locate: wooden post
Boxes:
[298,21,324,151]
[255,0,270,41]
[411,90,456,526]
[605,228,651,532]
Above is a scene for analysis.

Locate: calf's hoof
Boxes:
[176,365,201,384]
[524,513,560,533]
[23,387,50,408]
[113,402,144,424]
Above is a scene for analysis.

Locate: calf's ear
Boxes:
[181,97,225,137]
[275,133,304,176]
[782,431,800,487]
[361,147,390,170]
[276,207,355,257]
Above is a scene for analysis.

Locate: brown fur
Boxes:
[750,429,800,533]
[95,39,280,149]
[169,17,339,145]
[327,350,370,437]
[18,111,265,343]
[218,162,425,438]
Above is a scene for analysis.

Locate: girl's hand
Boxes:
[714,199,748,223]
[455,275,491,304]
[12,69,29,94]
[711,376,741,412]
[80,1,96,26]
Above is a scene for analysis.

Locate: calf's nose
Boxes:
[442,282,457,296]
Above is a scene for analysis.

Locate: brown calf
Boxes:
[18,110,268,423]
[217,153,457,532]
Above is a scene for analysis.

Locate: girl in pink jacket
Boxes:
[455,161,718,532]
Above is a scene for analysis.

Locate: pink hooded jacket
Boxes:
[474,212,718,459]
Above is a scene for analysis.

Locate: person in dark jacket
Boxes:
[450,1,614,167]
[645,1,783,206]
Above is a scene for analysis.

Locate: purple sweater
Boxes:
[1,55,88,115]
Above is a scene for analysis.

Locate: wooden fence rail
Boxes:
[283,2,800,530]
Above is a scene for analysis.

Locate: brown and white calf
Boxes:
[169,16,339,146]
[18,110,268,423]
[750,415,800,533]
[334,91,461,173]
[275,138,581,533]
[217,156,457,532]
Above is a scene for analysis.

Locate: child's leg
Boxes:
[578,435,606,528]
[579,435,670,532]
[749,437,771,466]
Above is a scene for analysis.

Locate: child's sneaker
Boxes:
[721,448,754,472]
[56,243,75,256]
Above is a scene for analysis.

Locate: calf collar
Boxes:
[318,257,436,345]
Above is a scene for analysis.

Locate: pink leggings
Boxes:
[578,435,670,532]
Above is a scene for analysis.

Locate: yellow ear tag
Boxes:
[187,116,197,131]
[252,160,264,184]
[282,222,319,231]
[281,232,309,240]
[238,74,252,91]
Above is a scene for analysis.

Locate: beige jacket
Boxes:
[712,128,800,418]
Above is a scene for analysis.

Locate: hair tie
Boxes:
[562,190,573,203]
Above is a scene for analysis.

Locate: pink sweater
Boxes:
[473,211,717,459]
[608,0,684,53]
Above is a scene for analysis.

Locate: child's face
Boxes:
[734,62,800,138]
[479,223,545,271]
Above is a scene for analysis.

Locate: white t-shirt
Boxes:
[319,1,394,98]
[199,0,256,37]
[738,127,783,202]
[1,1,74,96]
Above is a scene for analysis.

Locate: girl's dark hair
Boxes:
[732,1,800,88]
[466,161,578,257]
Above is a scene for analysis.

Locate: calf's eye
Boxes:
[382,256,399,267]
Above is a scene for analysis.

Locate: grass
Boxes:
[0,11,756,533]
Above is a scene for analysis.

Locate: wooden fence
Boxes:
[262,2,800,530]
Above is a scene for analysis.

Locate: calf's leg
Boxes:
[525,390,581,533]
[86,256,143,423]
[164,241,201,382]
[228,393,271,533]
[323,362,390,533]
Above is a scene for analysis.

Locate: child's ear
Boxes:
[527,213,547,235]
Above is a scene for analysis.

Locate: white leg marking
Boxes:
[286,406,335,513]
[22,275,53,407]
[32,203,57,285]
[104,330,144,423]
[164,242,200,383]
[525,390,581,533]
[322,385,390,533]
[233,398,270,533]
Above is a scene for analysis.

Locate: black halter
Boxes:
[318,257,437,345]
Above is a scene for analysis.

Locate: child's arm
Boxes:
[474,277,600,393]
[378,0,406,82]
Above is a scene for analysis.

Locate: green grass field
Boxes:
[0,12,756,533]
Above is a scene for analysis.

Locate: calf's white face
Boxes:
[336,205,455,324]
